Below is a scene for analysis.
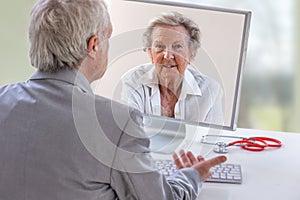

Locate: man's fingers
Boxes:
[186,151,197,164]
[172,153,183,169]
[206,156,227,167]
[179,149,189,164]
[197,155,204,162]
[173,151,225,172]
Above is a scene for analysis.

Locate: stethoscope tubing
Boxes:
[202,135,282,152]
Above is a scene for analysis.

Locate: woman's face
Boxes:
[148,25,192,83]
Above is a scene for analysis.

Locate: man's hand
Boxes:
[173,149,227,181]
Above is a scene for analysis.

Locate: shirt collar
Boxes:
[140,64,202,99]
[180,67,202,99]
[139,65,158,87]
[29,69,93,94]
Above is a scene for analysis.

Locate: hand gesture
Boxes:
[173,149,227,181]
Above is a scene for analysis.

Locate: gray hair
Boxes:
[29,0,110,72]
[143,11,201,58]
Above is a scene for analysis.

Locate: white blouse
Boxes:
[121,63,224,125]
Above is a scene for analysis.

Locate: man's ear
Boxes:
[87,35,99,58]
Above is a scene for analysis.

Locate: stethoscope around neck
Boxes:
[200,134,282,153]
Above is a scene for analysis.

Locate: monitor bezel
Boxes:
[116,0,252,131]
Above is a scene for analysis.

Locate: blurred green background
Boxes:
[0,0,36,84]
[0,0,299,133]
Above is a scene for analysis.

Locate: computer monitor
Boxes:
[93,0,251,131]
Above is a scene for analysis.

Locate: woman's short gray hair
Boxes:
[143,11,201,58]
[29,0,110,72]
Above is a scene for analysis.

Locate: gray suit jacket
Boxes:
[0,69,201,200]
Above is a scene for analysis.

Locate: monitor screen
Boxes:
[93,0,251,130]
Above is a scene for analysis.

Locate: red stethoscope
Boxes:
[200,135,282,153]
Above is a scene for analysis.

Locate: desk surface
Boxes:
[153,126,300,200]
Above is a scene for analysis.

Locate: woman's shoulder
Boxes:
[186,67,221,90]
[121,63,153,83]
[124,63,153,76]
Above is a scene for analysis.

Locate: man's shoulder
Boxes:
[93,94,146,148]
[0,82,28,97]
[94,95,144,127]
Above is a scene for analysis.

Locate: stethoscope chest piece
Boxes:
[213,142,229,154]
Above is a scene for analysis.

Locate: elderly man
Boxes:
[0,0,226,200]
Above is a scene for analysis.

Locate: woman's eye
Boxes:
[154,44,165,51]
[173,44,183,49]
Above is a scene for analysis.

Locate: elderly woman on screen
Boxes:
[121,11,223,124]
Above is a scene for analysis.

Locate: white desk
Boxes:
[153,126,300,200]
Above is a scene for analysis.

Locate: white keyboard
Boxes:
[155,160,242,184]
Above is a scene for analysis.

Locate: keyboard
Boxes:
[155,159,242,184]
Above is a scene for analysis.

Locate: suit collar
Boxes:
[30,69,93,94]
